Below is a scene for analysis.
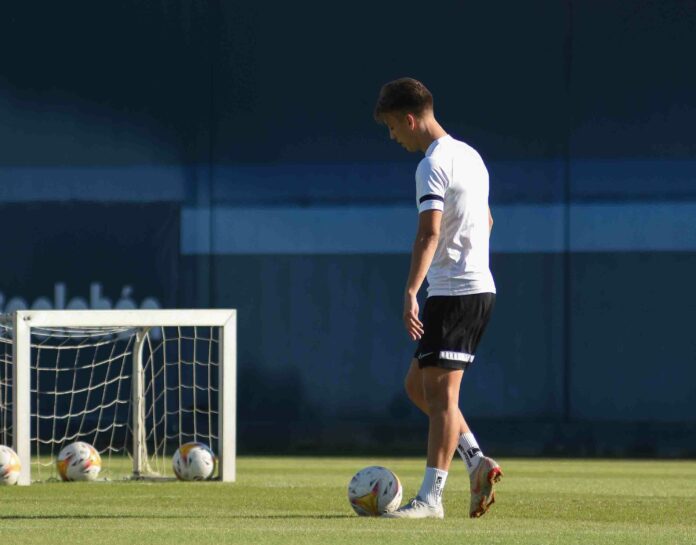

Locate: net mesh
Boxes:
[0,321,220,481]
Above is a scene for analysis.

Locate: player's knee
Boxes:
[404,375,419,403]
[425,397,449,415]
[423,385,457,414]
[404,363,424,405]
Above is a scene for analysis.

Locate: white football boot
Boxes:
[469,456,503,518]
[382,497,444,519]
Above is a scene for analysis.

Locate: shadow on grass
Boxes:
[0,514,355,520]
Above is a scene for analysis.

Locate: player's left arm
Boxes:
[403,209,442,341]
[488,206,493,234]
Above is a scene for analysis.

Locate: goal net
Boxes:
[0,309,236,485]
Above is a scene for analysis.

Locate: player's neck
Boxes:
[418,118,448,153]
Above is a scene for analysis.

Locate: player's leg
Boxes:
[404,358,468,434]
[385,364,462,519]
[444,292,501,518]
[392,294,501,519]
[421,366,464,470]
[405,359,487,470]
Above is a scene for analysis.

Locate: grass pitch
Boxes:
[1,457,695,545]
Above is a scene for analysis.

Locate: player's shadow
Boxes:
[229,515,354,520]
[0,514,354,520]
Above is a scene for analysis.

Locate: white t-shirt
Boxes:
[415,134,496,297]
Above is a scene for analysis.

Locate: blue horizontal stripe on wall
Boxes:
[0,160,695,204]
[0,166,188,202]
[181,202,696,255]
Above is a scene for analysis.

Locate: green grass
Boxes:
[1,457,695,545]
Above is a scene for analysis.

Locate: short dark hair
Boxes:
[373,77,434,122]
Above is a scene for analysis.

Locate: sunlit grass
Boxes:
[1,457,694,545]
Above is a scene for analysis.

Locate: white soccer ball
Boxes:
[0,445,21,486]
[172,442,216,481]
[56,441,102,482]
[347,465,403,516]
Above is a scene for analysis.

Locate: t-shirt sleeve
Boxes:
[415,157,449,213]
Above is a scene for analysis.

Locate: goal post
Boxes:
[5,309,236,486]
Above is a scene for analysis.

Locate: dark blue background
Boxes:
[1,0,695,455]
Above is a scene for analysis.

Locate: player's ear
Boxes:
[405,113,417,130]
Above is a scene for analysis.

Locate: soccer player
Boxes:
[374,78,501,519]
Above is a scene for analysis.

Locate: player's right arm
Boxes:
[403,157,448,340]
[488,207,493,234]
[403,210,442,340]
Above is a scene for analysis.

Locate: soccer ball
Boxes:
[347,466,403,516]
[172,442,216,481]
[56,441,102,481]
[0,445,21,485]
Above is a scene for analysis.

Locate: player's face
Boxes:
[382,112,417,152]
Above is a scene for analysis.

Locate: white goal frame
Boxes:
[11,309,236,486]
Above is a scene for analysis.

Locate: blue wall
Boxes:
[1,0,695,455]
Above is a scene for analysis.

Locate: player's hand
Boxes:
[403,292,424,341]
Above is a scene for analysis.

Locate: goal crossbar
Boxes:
[15,309,236,328]
[11,309,237,486]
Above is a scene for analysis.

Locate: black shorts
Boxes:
[414,293,495,371]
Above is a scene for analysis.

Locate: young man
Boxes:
[374,78,501,519]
